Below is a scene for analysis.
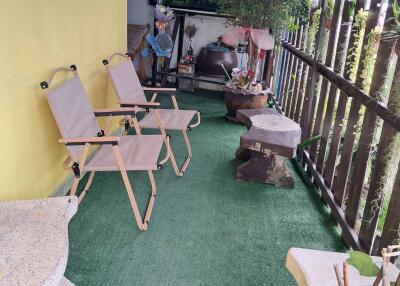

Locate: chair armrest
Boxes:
[58,136,120,146]
[93,108,136,117]
[118,101,160,108]
[142,87,176,94]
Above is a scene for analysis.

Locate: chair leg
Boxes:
[189,111,201,129]
[166,130,192,177]
[144,170,157,223]
[113,145,158,231]
[70,144,90,198]
[70,177,80,197]
[78,171,96,203]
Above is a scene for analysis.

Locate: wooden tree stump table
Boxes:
[235,108,301,188]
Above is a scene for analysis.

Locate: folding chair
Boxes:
[102,52,201,176]
[40,65,172,231]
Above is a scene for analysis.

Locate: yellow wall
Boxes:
[0,0,127,200]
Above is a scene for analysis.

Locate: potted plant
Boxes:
[223,67,268,120]
[212,0,308,120]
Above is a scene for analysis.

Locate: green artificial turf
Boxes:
[66,90,344,286]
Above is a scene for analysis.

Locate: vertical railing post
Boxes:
[345,0,393,230]
[309,0,345,159]
[283,19,302,115]
[333,0,387,208]
[322,0,366,188]
[289,23,306,120]
[279,30,293,106]
[359,59,400,253]
[379,161,400,251]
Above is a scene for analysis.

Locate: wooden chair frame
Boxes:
[41,65,174,230]
[105,52,201,177]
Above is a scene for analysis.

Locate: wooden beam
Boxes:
[321,0,364,188]
[288,24,306,120]
[309,0,344,158]
[279,30,293,106]
[346,1,394,228]
[283,19,302,115]
[333,0,385,207]
[272,89,364,251]
[379,160,400,251]
[358,59,400,254]
[281,41,400,133]
[297,150,365,251]
[315,0,354,173]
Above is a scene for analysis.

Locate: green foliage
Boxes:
[393,0,400,24]
[298,8,321,102]
[360,26,380,92]
[324,0,335,20]
[211,0,309,35]
[306,8,322,56]
[368,59,400,233]
[346,9,367,83]
[348,0,357,18]
[381,0,400,41]
[353,26,381,139]
[346,251,380,277]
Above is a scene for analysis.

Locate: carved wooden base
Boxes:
[235,148,294,188]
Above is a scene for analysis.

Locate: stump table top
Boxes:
[0,196,78,286]
[236,108,301,158]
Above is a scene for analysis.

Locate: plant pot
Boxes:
[197,47,238,78]
[224,84,268,121]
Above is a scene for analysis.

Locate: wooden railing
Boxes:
[272,0,400,254]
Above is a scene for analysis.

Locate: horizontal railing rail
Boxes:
[272,0,400,255]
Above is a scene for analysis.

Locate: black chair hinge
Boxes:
[125,120,130,132]
[40,81,48,89]
[72,162,80,178]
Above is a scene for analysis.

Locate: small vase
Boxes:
[187,39,194,56]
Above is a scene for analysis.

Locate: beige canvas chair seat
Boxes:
[139,109,197,130]
[84,135,163,171]
[41,65,175,231]
[104,53,201,176]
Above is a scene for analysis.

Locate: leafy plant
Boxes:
[346,251,380,277]
[306,8,322,57]
[211,0,309,35]
[346,8,367,83]
[381,0,400,42]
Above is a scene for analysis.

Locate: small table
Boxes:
[0,196,78,285]
[235,108,301,188]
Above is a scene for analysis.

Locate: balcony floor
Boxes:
[65,90,344,285]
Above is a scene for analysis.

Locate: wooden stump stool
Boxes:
[235,108,301,188]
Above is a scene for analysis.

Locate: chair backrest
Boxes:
[45,73,100,161]
[107,60,147,103]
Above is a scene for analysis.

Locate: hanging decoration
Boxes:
[144,5,175,58]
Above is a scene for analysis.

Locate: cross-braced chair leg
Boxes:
[167,130,193,177]
[144,170,157,224]
[162,112,200,177]
[70,143,90,200]
[113,145,157,231]
[78,171,96,203]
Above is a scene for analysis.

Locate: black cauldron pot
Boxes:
[197,47,238,78]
